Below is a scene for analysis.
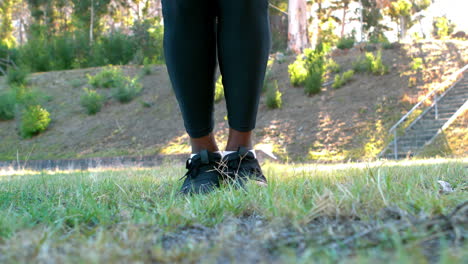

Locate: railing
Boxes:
[379,64,468,159]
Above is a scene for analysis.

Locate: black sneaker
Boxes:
[220,146,267,188]
[180,150,223,195]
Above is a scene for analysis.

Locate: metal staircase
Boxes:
[380,64,468,159]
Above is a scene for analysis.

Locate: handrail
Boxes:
[389,64,468,133]
[421,99,468,152]
[380,63,468,159]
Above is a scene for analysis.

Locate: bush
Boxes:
[304,49,325,95]
[88,66,126,88]
[370,50,388,75]
[19,105,51,138]
[411,57,423,71]
[112,77,143,103]
[141,57,152,75]
[432,16,455,39]
[80,88,103,115]
[288,56,308,87]
[332,70,354,89]
[93,31,137,66]
[326,59,341,73]
[214,76,224,103]
[353,51,388,75]
[0,90,16,120]
[265,80,282,109]
[304,70,323,95]
[353,53,373,73]
[336,36,355,50]
[11,85,44,106]
[6,68,28,86]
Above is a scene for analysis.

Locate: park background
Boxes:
[0,1,467,263]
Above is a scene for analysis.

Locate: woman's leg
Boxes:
[216,0,271,151]
[162,0,219,153]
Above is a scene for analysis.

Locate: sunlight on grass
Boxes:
[0,159,466,262]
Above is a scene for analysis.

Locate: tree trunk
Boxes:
[340,4,348,38]
[288,0,309,54]
[399,15,406,40]
[90,0,94,44]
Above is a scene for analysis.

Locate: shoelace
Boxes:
[222,148,260,178]
[180,150,217,181]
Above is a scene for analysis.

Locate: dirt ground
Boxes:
[0,40,467,162]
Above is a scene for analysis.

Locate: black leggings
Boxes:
[162,0,271,138]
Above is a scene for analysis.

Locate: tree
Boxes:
[0,0,17,47]
[386,0,431,40]
[288,0,309,54]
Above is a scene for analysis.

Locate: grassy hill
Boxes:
[0,40,467,162]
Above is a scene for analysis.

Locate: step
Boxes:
[408,126,442,133]
[441,95,468,102]
[424,111,457,118]
[396,135,434,143]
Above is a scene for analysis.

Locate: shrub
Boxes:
[19,105,51,138]
[432,16,455,39]
[214,76,224,103]
[11,85,45,107]
[0,90,16,120]
[327,59,341,73]
[370,50,388,75]
[411,57,423,71]
[263,58,275,92]
[304,49,325,95]
[6,68,28,86]
[112,77,143,103]
[93,31,137,66]
[336,36,355,50]
[332,70,354,89]
[353,53,373,73]
[353,51,388,75]
[266,80,282,109]
[288,56,308,87]
[88,66,126,88]
[304,70,323,95]
[80,88,103,115]
[141,57,152,75]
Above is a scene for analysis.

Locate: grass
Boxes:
[0,159,466,263]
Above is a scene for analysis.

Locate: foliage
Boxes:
[0,89,16,120]
[265,80,282,109]
[411,57,423,71]
[353,51,388,75]
[141,57,152,75]
[6,67,28,86]
[332,70,354,89]
[80,88,104,115]
[92,31,136,66]
[88,66,126,88]
[288,56,308,87]
[112,77,143,103]
[432,16,456,39]
[263,58,276,93]
[370,50,388,75]
[326,59,341,73]
[304,70,323,95]
[336,35,355,50]
[0,0,16,48]
[304,48,326,96]
[214,76,224,103]
[19,105,51,138]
